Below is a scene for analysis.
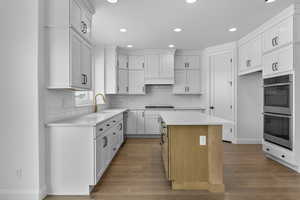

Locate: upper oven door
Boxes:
[264,75,292,115]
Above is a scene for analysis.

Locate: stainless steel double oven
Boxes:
[263,75,293,150]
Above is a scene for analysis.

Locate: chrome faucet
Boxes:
[94,93,106,113]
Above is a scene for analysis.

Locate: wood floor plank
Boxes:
[45,138,300,200]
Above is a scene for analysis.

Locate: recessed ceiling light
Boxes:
[120,28,127,33]
[168,44,175,48]
[265,0,276,3]
[185,0,197,4]
[127,45,133,48]
[173,28,183,32]
[107,0,118,3]
[229,27,237,32]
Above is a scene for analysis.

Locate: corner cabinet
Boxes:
[238,34,262,76]
[105,47,146,95]
[46,0,95,90]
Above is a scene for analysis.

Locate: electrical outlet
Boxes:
[199,136,206,146]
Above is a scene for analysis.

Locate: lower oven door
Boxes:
[264,113,292,150]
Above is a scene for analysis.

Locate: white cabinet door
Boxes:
[70,32,82,88]
[185,56,200,70]
[249,35,262,69]
[129,70,145,94]
[159,54,174,80]
[145,113,160,135]
[70,0,81,32]
[263,16,293,53]
[186,70,201,94]
[173,70,186,94]
[238,35,262,75]
[126,111,137,135]
[263,45,293,77]
[175,56,185,70]
[129,56,145,70]
[118,69,129,94]
[80,42,92,89]
[145,55,160,80]
[118,54,128,69]
[136,111,145,135]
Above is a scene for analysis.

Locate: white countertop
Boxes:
[159,111,232,126]
[47,109,128,127]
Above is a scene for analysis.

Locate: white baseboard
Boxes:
[0,185,48,200]
[235,138,262,144]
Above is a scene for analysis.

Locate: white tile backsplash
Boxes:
[109,85,207,110]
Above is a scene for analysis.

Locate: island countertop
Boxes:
[159,111,232,126]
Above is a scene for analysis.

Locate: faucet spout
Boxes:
[94,93,106,113]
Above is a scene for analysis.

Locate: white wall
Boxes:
[0,0,41,199]
[237,72,263,144]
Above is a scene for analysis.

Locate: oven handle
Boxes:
[263,113,292,118]
[264,82,291,87]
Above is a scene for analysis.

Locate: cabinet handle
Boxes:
[142,86,145,92]
[186,87,190,92]
[246,59,251,67]
[275,36,279,46]
[119,123,123,131]
[142,63,145,68]
[103,136,108,148]
[81,74,85,84]
[126,86,129,92]
[142,112,145,118]
[113,120,116,123]
[81,21,87,34]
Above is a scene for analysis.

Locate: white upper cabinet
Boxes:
[129,56,145,70]
[46,0,95,43]
[263,45,293,77]
[118,69,129,94]
[129,71,145,94]
[47,29,93,90]
[186,70,201,94]
[145,55,160,82]
[173,70,186,94]
[46,0,94,90]
[263,16,293,53]
[144,53,175,84]
[173,70,201,94]
[175,56,200,70]
[238,35,262,76]
[118,54,129,69]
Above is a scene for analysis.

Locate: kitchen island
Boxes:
[159,111,231,192]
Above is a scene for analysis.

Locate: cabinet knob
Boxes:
[113,132,116,135]
[281,155,285,158]
[99,128,103,132]
[266,148,270,152]
[106,124,110,127]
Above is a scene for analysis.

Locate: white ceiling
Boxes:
[92,0,293,49]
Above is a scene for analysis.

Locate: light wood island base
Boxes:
[161,125,224,192]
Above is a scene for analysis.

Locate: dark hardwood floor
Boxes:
[46,139,300,200]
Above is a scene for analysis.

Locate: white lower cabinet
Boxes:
[47,113,124,195]
[144,112,160,135]
[126,110,161,136]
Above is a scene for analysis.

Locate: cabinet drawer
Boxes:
[263,142,296,165]
[96,122,108,138]
[263,16,293,53]
[263,45,293,77]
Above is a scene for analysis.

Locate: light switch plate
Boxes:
[200,136,206,146]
